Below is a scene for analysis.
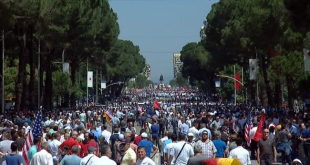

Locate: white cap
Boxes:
[141,133,148,138]
[188,133,194,136]
[293,159,302,165]
[119,134,124,141]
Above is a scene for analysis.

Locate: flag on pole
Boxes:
[244,111,253,147]
[22,108,43,165]
[104,109,112,123]
[249,59,257,80]
[303,48,310,72]
[87,71,93,87]
[235,73,241,90]
[253,112,266,142]
[153,101,161,110]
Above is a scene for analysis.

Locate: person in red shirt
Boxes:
[134,129,145,145]
[88,132,99,156]
[59,131,80,154]
[80,132,89,157]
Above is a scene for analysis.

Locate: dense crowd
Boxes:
[0,90,308,165]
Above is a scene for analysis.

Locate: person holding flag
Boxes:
[22,107,43,165]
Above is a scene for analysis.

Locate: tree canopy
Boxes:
[181,0,310,108]
[0,0,145,111]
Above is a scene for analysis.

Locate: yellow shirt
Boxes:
[122,148,136,165]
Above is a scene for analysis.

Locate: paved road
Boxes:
[106,124,284,165]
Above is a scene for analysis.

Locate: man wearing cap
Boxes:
[122,140,137,165]
[138,132,158,158]
[80,147,100,165]
[187,133,196,148]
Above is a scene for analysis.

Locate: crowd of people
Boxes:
[0,89,308,165]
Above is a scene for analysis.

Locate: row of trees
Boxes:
[0,0,145,111]
[180,0,310,108]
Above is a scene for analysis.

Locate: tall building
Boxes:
[173,53,183,78]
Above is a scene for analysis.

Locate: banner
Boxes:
[303,48,310,72]
[235,73,241,90]
[87,71,93,87]
[215,77,221,88]
[62,63,69,73]
[249,59,257,80]
[101,81,106,89]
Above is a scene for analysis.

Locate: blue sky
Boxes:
[109,0,217,83]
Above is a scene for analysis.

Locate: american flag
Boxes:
[245,111,253,147]
[22,108,43,165]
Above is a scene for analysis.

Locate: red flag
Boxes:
[235,73,241,90]
[153,101,161,110]
[253,112,266,142]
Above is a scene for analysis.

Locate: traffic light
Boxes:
[215,73,218,76]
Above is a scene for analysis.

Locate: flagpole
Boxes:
[86,57,88,107]
[38,40,40,110]
[242,67,244,103]
[234,65,236,105]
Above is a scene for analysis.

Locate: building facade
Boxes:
[173,53,183,78]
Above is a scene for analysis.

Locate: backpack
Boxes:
[114,141,126,164]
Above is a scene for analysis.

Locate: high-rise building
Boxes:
[173,53,183,78]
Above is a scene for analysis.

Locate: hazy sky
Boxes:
[109,0,217,83]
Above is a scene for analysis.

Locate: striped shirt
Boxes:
[196,140,217,160]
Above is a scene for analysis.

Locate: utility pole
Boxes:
[2,31,4,113]
[234,65,236,105]
[242,67,244,103]
[38,40,41,110]
[95,69,98,105]
[86,57,88,106]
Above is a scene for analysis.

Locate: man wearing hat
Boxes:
[187,133,196,148]
[138,132,158,158]
[80,147,100,165]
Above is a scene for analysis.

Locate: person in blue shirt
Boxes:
[138,133,158,158]
[3,142,23,165]
[212,132,228,158]
[90,126,100,142]
[151,120,160,147]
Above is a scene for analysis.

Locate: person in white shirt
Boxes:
[188,122,200,141]
[101,125,111,144]
[23,122,31,134]
[250,123,258,159]
[48,133,61,164]
[164,134,177,164]
[136,146,156,165]
[159,131,169,151]
[229,138,251,165]
[95,145,116,165]
[29,142,53,165]
[168,134,194,165]
[80,147,100,165]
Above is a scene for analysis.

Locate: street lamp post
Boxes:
[2,31,4,113]
[216,74,244,105]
